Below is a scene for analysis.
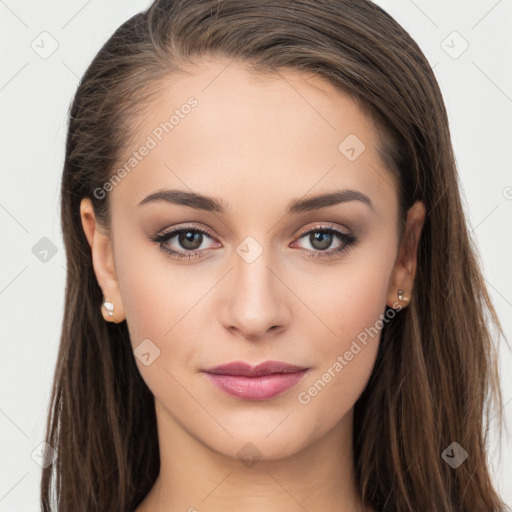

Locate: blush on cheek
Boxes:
[324,278,389,349]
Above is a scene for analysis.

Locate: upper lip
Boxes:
[203,360,309,377]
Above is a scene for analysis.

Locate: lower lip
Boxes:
[204,370,309,401]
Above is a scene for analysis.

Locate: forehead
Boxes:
[110,58,398,218]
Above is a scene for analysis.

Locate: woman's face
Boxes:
[83,58,424,461]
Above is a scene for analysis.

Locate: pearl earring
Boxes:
[397,289,409,303]
[103,298,114,317]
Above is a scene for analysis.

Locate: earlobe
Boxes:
[79,198,126,323]
[386,200,426,309]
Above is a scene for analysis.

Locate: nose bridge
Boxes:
[221,234,289,338]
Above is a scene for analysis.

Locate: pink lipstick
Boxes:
[202,360,309,401]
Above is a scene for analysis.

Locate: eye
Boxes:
[150,225,219,260]
[291,225,358,259]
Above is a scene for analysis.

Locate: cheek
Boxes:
[112,220,200,343]
[112,227,217,398]
[111,226,180,370]
[294,241,396,417]
[115,262,197,409]
[307,241,395,356]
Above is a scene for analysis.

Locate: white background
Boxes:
[0,0,511,510]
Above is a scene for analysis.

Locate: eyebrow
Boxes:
[138,188,374,214]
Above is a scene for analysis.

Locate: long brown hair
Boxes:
[41,1,510,510]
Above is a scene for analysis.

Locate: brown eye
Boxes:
[150,225,219,260]
[308,231,335,251]
[176,230,204,251]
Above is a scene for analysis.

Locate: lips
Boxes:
[202,360,310,400]
[203,360,309,377]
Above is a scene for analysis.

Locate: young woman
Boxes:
[41,1,510,511]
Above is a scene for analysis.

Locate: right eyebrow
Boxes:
[138,189,228,213]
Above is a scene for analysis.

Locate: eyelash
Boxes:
[150,224,359,261]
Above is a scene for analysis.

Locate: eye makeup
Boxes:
[149,223,359,261]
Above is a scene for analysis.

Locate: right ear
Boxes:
[80,198,126,323]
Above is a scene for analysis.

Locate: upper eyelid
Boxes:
[295,223,351,237]
[157,223,351,247]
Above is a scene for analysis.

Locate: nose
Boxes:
[220,246,291,342]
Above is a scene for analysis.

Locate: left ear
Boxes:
[386,200,426,309]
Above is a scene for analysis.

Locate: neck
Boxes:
[136,400,369,512]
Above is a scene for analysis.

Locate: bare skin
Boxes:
[80,57,425,512]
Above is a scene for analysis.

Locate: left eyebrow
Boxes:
[286,189,374,214]
[137,188,374,214]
